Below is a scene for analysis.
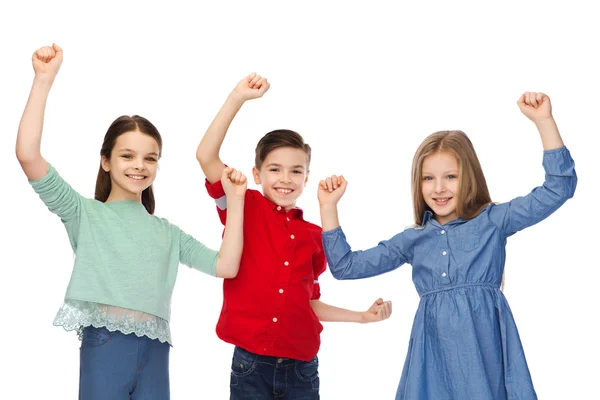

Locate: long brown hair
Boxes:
[411,130,491,225]
[94,115,163,214]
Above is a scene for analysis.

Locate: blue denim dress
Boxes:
[322,147,576,399]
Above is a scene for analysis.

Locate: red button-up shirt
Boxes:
[206,179,326,361]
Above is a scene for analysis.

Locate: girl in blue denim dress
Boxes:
[318,92,576,399]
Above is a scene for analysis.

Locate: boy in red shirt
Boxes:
[197,73,392,399]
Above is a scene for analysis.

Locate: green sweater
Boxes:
[30,165,218,322]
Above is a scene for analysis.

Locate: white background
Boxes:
[1,1,597,399]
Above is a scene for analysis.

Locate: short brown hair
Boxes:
[255,129,311,170]
[411,130,491,225]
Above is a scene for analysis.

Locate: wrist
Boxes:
[228,90,247,105]
[226,195,245,205]
[32,77,54,90]
[533,116,556,129]
[319,203,338,211]
[359,311,369,323]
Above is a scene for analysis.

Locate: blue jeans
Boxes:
[230,346,320,400]
[79,326,170,400]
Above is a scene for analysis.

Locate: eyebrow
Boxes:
[422,170,458,175]
[265,163,305,169]
[118,148,159,157]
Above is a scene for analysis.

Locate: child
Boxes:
[318,92,576,399]
[197,73,393,399]
[16,44,248,400]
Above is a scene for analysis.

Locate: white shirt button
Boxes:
[290,234,295,239]
[276,206,281,211]
[442,251,447,256]
[287,217,290,222]
[442,272,447,277]
[441,230,445,234]
[272,317,278,323]
[279,289,284,294]
[284,261,289,266]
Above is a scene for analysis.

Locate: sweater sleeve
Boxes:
[178,227,219,277]
[29,164,83,250]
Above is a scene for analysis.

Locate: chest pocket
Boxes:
[454,224,480,253]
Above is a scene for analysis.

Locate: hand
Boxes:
[221,167,247,198]
[32,44,63,84]
[517,91,553,123]
[361,298,392,323]
[232,72,270,102]
[318,175,347,207]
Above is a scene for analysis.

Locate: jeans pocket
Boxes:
[231,346,258,377]
[294,355,319,383]
[81,326,115,347]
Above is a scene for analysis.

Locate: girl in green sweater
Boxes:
[16,44,246,400]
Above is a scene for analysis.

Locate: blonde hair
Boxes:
[411,130,492,225]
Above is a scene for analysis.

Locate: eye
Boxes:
[269,168,279,172]
[292,170,302,174]
[146,157,158,162]
[121,154,132,159]
[447,175,457,180]
[422,176,433,181]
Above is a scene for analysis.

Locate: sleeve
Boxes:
[205,178,228,226]
[29,164,82,223]
[29,164,83,249]
[321,226,411,280]
[311,239,327,300]
[178,227,219,276]
[488,146,577,237]
[205,176,255,229]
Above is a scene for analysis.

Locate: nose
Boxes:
[133,158,145,171]
[435,180,446,194]
[280,171,292,183]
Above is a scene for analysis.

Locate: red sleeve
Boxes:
[205,178,228,226]
[311,236,327,300]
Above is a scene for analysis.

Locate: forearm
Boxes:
[310,300,366,323]
[16,79,52,171]
[320,204,340,232]
[216,196,245,278]
[535,117,564,151]
[196,92,245,183]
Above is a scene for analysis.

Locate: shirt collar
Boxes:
[264,196,304,220]
[421,210,467,228]
[422,210,434,226]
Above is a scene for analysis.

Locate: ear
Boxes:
[252,166,261,185]
[101,156,111,172]
[304,169,310,187]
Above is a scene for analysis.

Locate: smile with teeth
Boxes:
[275,188,293,195]
[433,197,452,206]
[127,174,147,181]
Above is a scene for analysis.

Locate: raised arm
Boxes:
[318,174,347,232]
[214,167,247,278]
[16,44,63,181]
[319,174,410,280]
[517,91,564,151]
[489,93,577,236]
[196,73,270,183]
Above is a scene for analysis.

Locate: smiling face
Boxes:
[101,130,160,202]
[252,146,309,211]
[421,151,460,225]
